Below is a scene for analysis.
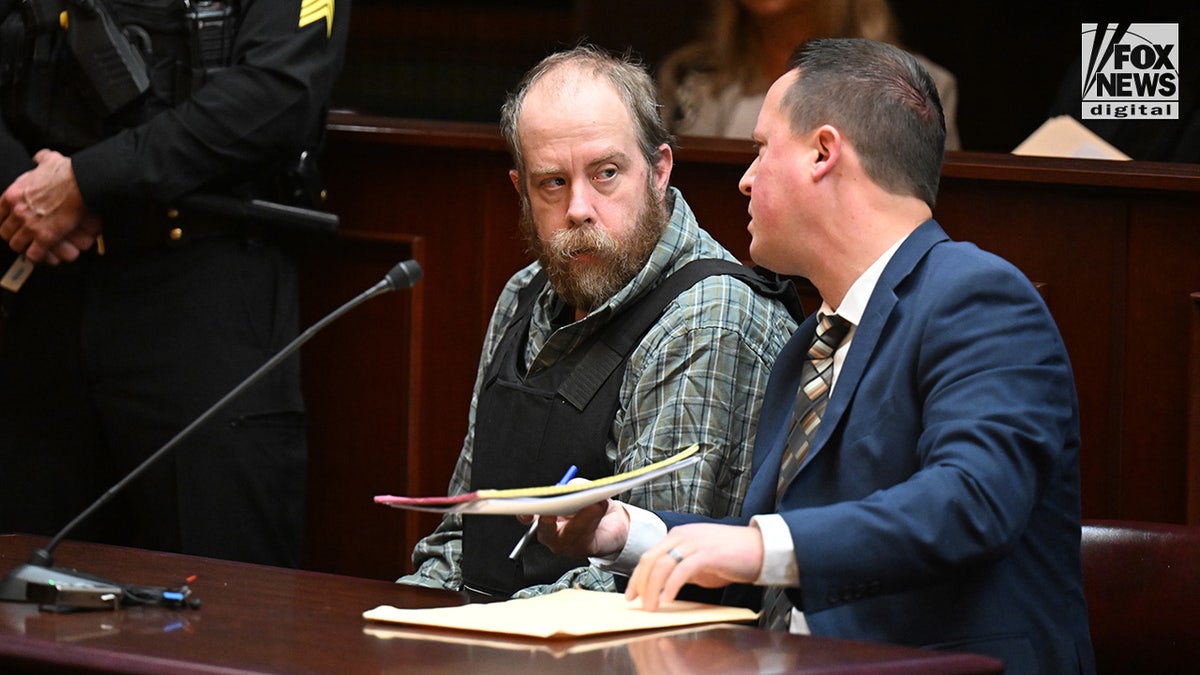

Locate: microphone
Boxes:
[0,258,423,606]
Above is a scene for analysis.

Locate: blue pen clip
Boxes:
[508,465,578,560]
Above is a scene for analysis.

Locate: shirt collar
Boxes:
[820,234,908,326]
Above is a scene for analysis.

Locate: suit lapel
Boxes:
[740,313,817,516]
[787,220,951,482]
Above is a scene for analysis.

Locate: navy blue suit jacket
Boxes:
[661,221,1094,674]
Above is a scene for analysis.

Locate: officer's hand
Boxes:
[49,214,104,265]
[0,150,90,264]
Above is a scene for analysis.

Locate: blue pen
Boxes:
[508,465,578,560]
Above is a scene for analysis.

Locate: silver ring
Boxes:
[667,548,684,564]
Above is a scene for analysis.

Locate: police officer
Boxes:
[0,0,350,567]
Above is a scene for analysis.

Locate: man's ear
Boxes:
[652,143,673,194]
[812,125,841,181]
[509,169,522,193]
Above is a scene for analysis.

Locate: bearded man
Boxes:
[398,45,800,598]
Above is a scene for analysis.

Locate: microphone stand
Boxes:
[0,259,423,605]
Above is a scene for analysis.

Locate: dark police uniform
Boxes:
[0,0,350,567]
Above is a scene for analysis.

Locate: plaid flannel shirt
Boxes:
[399,188,796,596]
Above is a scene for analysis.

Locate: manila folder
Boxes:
[363,588,757,639]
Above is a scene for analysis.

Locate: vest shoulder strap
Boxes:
[557,259,803,411]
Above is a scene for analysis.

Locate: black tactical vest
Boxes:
[461,259,802,596]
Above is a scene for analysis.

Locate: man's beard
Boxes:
[520,184,669,314]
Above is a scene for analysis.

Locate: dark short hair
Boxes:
[499,44,675,180]
[783,38,945,208]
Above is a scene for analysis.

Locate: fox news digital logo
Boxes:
[1082,23,1179,120]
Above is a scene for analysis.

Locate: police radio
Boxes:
[184,1,236,83]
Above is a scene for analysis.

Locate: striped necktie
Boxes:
[762,312,851,630]
[775,313,852,500]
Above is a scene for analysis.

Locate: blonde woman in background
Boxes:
[659,0,960,149]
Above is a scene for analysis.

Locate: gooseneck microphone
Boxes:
[0,259,423,605]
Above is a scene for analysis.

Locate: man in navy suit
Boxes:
[535,38,1095,674]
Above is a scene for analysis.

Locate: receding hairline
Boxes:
[511,68,643,171]
[515,63,630,128]
[500,43,674,185]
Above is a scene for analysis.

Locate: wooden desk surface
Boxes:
[0,535,1002,674]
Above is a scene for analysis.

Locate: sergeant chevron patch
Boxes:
[299,0,334,38]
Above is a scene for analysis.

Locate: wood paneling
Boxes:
[293,233,424,578]
[1189,293,1200,524]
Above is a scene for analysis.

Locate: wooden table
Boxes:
[0,535,1002,673]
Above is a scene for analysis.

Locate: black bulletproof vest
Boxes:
[461,259,802,596]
